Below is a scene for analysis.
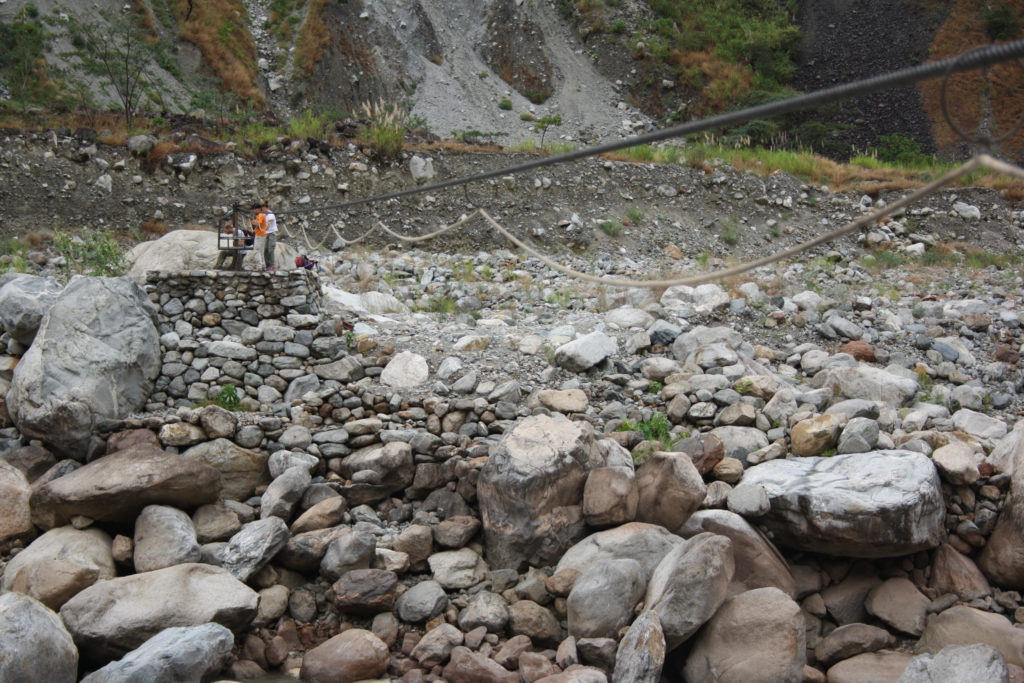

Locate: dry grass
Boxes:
[139,219,173,236]
[171,0,263,107]
[671,51,752,116]
[922,0,1024,158]
[295,0,330,78]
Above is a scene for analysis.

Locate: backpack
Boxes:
[295,255,317,270]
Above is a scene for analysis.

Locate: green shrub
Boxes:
[869,133,926,166]
[599,220,625,237]
[216,383,242,411]
[498,97,513,110]
[985,2,1021,41]
[53,230,126,279]
[618,411,681,452]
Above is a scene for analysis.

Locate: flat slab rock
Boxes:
[739,449,944,558]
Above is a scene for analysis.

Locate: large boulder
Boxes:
[478,414,604,569]
[181,439,268,501]
[683,587,805,683]
[567,559,646,639]
[336,441,415,506]
[0,592,78,683]
[6,277,160,459]
[645,532,734,650]
[2,526,116,609]
[556,522,682,579]
[0,275,61,345]
[916,605,1024,668]
[79,623,234,683]
[679,509,796,598]
[133,505,202,573]
[634,451,705,531]
[127,229,298,280]
[59,563,258,664]
[738,450,944,557]
[811,365,919,407]
[30,444,222,530]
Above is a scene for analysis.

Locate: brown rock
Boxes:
[29,445,222,530]
[815,623,893,666]
[290,496,347,535]
[683,587,805,682]
[838,341,876,362]
[0,460,33,546]
[995,344,1020,364]
[931,543,991,601]
[825,650,912,682]
[494,634,533,669]
[508,601,562,646]
[1,444,57,482]
[582,466,638,528]
[394,524,433,568]
[821,568,882,626]
[443,646,517,683]
[962,313,991,331]
[519,651,558,681]
[434,515,481,549]
[300,628,389,683]
[329,569,398,615]
[864,577,929,636]
[791,414,847,457]
[635,452,706,531]
[106,428,161,454]
[711,457,744,483]
[917,605,1024,668]
[677,433,724,475]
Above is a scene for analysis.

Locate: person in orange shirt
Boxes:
[251,203,267,270]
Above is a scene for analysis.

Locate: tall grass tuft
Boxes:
[358,99,409,161]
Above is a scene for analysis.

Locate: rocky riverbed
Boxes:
[3,129,1024,681]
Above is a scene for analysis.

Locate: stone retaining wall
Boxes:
[143,269,330,412]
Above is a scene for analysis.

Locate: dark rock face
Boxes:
[791,0,951,158]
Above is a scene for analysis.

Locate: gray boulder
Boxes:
[7,276,160,459]
[133,505,202,573]
[478,414,604,569]
[739,450,944,557]
[0,592,78,683]
[59,563,258,664]
[899,643,1008,683]
[556,522,682,578]
[0,460,33,546]
[568,559,646,639]
[645,532,734,650]
[79,623,234,683]
[0,275,61,345]
[220,517,290,581]
[679,509,796,598]
[337,441,415,506]
[612,611,665,683]
[553,331,617,372]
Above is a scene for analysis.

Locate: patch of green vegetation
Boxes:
[721,220,741,246]
[287,109,332,139]
[216,383,242,411]
[648,380,664,394]
[498,96,513,111]
[626,208,644,224]
[618,412,681,452]
[599,220,625,237]
[695,250,711,270]
[53,230,126,280]
[423,295,458,314]
[0,238,31,275]
[985,2,1021,41]
[533,114,563,146]
[860,250,909,272]
[520,112,536,122]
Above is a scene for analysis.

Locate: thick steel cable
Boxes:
[274,39,1024,218]
[348,154,1022,289]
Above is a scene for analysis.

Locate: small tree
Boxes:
[70,11,153,128]
[534,115,562,147]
